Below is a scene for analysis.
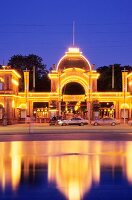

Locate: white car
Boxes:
[128,120,132,126]
[58,117,88,126]
[91,117,120,126]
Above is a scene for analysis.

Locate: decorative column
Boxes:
[122,69,128,124]
[86,100,91,122]
[87,72,92,122]
[23,70,30,116]
[58,71,61,116]
[23,70,29,93]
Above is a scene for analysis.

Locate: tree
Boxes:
[97,64,132,91]
[8,54,50,91]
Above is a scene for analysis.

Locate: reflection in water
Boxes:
[125,142,132,184]
[0,141,132,199]
[48,154,100,200]
[48,142,101,200]
[11,142,22,190]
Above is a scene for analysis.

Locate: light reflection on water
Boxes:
[0,140,132,200]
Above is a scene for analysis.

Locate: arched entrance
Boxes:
[61,82,87,119]
[62,82,85,95]
[49,47,99,120]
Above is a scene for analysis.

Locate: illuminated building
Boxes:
[0,47,132,123]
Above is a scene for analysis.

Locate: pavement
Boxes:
[0,122,131,142]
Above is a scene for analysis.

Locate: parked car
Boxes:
[58,117,88,126]
[91,117,120,126]
[128,120,132,126]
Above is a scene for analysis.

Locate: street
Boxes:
[0,123,131,142]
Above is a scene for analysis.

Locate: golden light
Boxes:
[0,102,4,107]
[129,81,132,86]
[12,70,21,78]
[56,47,92,71]
[2,65,6,69]
[11,142,22,190]
[68,47,80,53]
[74,101,81,111]
[47,141,102,200]
[48,73,58,79]
[18,103,27,109]
[125,142,132,184]
[12,79,19,86]
[120,103,129,109]
[63,68,86,74]
[127,72,132,78]
[12,100,15,108]
[49,109,58,111]
[1,141,132,199]
[0,77,4,82]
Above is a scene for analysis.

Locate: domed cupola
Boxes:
[56,47,92,71]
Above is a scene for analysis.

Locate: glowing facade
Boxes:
[0,47,132,123]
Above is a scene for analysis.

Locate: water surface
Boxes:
[0,140,132,200]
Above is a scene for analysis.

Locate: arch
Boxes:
[59,75,88,95]
[62,82,85,95]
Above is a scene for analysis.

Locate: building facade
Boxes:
[0,47,132,124]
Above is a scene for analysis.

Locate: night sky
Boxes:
[0,0,132,69]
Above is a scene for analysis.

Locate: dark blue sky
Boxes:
[0,0,132,69]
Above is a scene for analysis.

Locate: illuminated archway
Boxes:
[62,82,85,95]
[59,75,88,95]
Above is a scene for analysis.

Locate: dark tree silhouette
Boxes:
[97,64,132,91]
[8,54,50,91]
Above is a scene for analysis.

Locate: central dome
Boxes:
[56,47,92,71]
